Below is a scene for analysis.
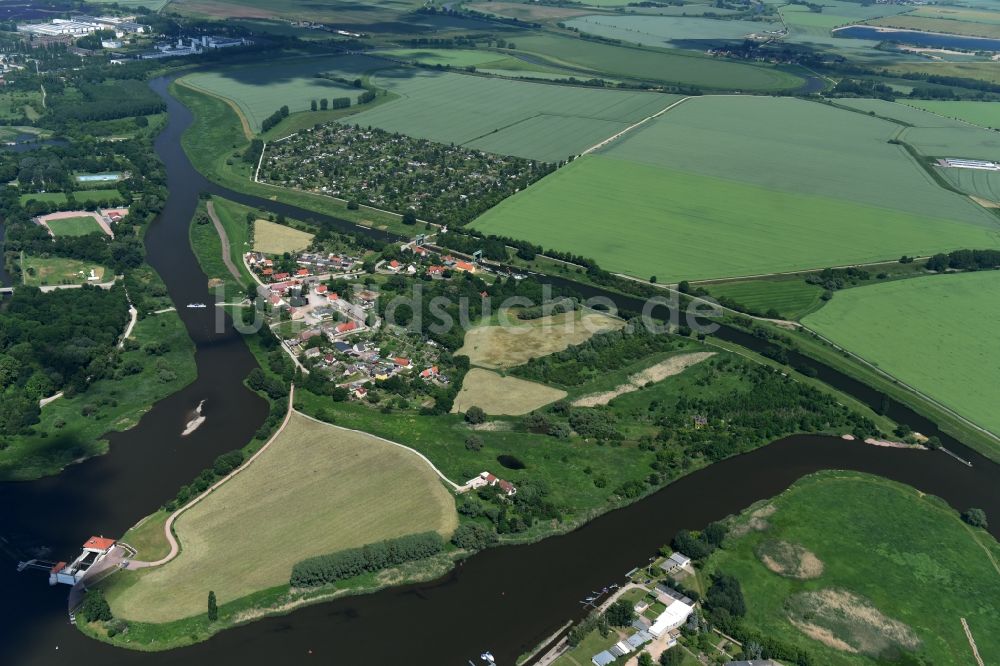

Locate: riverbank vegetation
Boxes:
[700,471,1000,664]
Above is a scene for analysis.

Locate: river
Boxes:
[1,74,998,666]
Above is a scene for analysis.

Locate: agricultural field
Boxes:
[179,55,385,132]
[473,96,1000,281]
[904,100,1000,129]
[888,60,1000,86]
[802,271,1000,437]
[457,310,624,369]
[106,413,458,623]
[564,15,778,47]
[452,368,567,415]
[701,278,826,320]
[253,219,314,254]
[466,1,597,22]
[704,472,1000,664]
[510,33,805,91]
[20,256,108,287]
[350,69,677,162]
[941,168,1000,204]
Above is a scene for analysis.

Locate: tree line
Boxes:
[289,532,445,587]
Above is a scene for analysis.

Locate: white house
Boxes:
[648,598,694,638]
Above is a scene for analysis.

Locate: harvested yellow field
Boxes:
[452,368,567,415]
[252,219,314,254]
[572,352,714,407]
[457,309,623,369]
[108,413,457,623]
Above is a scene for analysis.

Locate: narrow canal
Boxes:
[0,75,997,666]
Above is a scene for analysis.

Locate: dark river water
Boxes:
[835,25,1000,51]
[1,75,998,666]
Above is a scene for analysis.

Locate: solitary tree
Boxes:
[604,599,635,627]
[208,590,218,622]
[310,99,317,111]
[465,406,486,424]
[637,652,655,666]
[963,508,988,529]
[402,210,417,225]
[659,648,684,665]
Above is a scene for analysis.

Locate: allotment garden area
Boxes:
[472,96,1000,281]
[802,267,1000,438]
[259,123,552,226]
[703,472,1000,664]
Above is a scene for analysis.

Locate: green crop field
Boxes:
[803,271,1000,437]
[904,100,1000,129]
[473,96,1000,281]
[511,33,805,91]
[702,278,826,320]
[107,412,458,623]
[942,168,1000,203]
[180,55,385,132]
[704,472,1000,664]
[349,69,678,161]
[564,15,775,47]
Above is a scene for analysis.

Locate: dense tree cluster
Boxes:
[450,521,499,550]
[512,322,683,386]
[458,478,560,535]
[926,249,1000,272]
[260,105,290,133]
[289,532,445,587]
[670,522,727,561]
[46,79,165,124]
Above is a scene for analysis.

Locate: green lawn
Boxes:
[188,198,254,302]
[350,68,679,162]
[510,33,805,91]
[21,255,110,287]
[803,271,1000,437]
[904,100,1000,130]
[180,55,384,132]
[0,311,196,481]
[21,190,122,206]
[472,96,1000,281]
[107,412,458,623]
[702,278,826,320]
[704,472,1000,665]
[45,215,106,237]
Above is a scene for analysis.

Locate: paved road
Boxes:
[206,200,243,283]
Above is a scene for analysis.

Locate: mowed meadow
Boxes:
[473,96,1000,281]
[803,271,1000,437]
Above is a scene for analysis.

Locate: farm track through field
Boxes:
[581,95,691,155]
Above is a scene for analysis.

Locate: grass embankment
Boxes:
[170,79,411,236]
[703,471,1000,664]
[0,311,196,481]
[802,270,1000,441]
[188,198,254,301]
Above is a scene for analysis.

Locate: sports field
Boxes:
[253,219,314,254]
[511,33,804,91]
[705,472,1000,664]
[904,100,1000,129]
[473,97,1000,281]
[349,69,677,162]
[107,413,458,623]
[43,215,106,237]
[457,310,624,369]
[803,271,1000,436]
[452,368,567,415]
[180,55,384,132]
[20,189,122,206]
[20,256,107,287]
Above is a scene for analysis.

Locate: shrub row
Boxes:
[290,532,445,587]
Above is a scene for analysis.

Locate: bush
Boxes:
[290,532,445,587]
[451,522,498,550]
[80,589,113,623]
[465,435,483,452]
[962,507,988,529]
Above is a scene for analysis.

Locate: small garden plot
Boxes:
[252,219,314,254]
[260,124,550,227]
[451,368,566,415]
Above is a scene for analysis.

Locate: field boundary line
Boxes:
[293,409,463,491]
[129,386,297,569]
[687,256,933,285]
[581,96,690,155]
[961,618,985,666]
